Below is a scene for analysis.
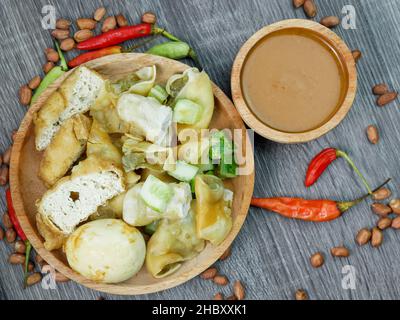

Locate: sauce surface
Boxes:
[241,28,347,133]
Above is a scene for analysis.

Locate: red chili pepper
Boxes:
[68,46,122,68]
[305,148,372,194]
[251,179,390,222]
[77,23,153,50]
[6,188,32,287]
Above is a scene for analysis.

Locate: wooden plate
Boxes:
[9,53,255,295]
[231,19,357,143]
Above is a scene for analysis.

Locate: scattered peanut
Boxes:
[56,18,71,30]
[219,246,231,260]
[352,50,362,63]
[303,0,316,18]
[233,280,245,300]
[141,12,157,24]
[213,275,229,286]
[74,29,94,42]
[45,48,59,63]
[28,76,41,90]
[372,83,389,95]
[320,16,340,28]
[116,14,128,27]
[372,187,391,201]
[2,213,13,229]
[226,295,237,300]
[356,228,372,246]
[366,125,379,144]
[14,240,26,254]
[389,199,400,215]
[8,253,25,265]
[293,0,305,8]
[0,154,2,167]
[27,261,35,272]
[3,147,11,165]
[5,228,16,243]
[0,226,4,240]
[102,16,117,33]
[51,29,70,40]
[377,217,392,230]
[0,167,9,186]
[377,92,398,107]
[391,216,400,229]
[60,38,75,51]
[76,18,97,30]
[200,267,218,280]
[331,246,350,257]
[371,203,392,216]
[310,252,324,268]
[371,227,383,248]
[295,289,308,300]
[94,7,106,21]
[19,85,32,105]
[43,61,55,74]
[213,292,224,300]
[26,273,42,286]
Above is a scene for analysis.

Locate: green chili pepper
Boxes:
[30,41,69,105]
[146,41,202,70]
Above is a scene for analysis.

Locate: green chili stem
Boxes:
[188,49,203,71]
[336,150,373,194]
[153,27,181,42]
[123,34,162,52]
[54,40,68,71]
[23,241,32,288]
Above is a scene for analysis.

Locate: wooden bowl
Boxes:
[9,53,254,295]
[231,19,357,143]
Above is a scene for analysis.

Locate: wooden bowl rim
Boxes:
[231,19,357,144]
[9,53,255,295]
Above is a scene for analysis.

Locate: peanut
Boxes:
[60,38,75,51]
[377,92,398,107]
[74,29,94,42]
[0,226,4,240]
[27,261,34,272]
[56,18,71,30]
[352,50,362,63]
[28,76,41,90]
[356,228,372,246]
[372,83,389,95]
[43,61,55,74]
[303,0,316,18]
[213,275,229,286]
[116,14,128,27]
[8,253,25,264]
[331,246,350,257]
[19,85,32,105]
[26,273,42,286]
[372,187,391,200]
[371,227,383,247]
[45,48,59,63]
[366,125,379,144]
[51,29,70,40]
[293,0,305,8]
[3,147,11,165]
[233,280,245,300]
[310,252,324,268]
[2,213,13,229]
[94,7,106,21]
[377,217,392,230]
[219,246,231,260]
[320,16,340,28]
[200,267,217,280]
[5,228,16,243]
[141,12,157,24]
[14,240,26,254]
[226,295,237,300]
[392,216,400,229]
[371,203,392,216]
[295,289,308,300]
[76,18,97,30]
[389,199,400,215]
[213,293,224,300]
[0,167,9,186]
[102,16,117,33]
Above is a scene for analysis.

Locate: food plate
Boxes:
[9,53,254,295]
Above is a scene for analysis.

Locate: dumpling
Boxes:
[194,174,233,245]
[146,208,205,278]
[38,114,92,187]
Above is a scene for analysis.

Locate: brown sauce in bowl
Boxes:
[241,28,348,133]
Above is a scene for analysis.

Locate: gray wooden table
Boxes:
[1,0,400,300]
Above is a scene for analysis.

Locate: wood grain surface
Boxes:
[1,0,400,300]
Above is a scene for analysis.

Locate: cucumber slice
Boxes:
[168,160,199,182]
[217,162,237,179]
[173,99,201,124]
[140,175,174,213]
[209,131,233,161]
[148,85,169,104]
